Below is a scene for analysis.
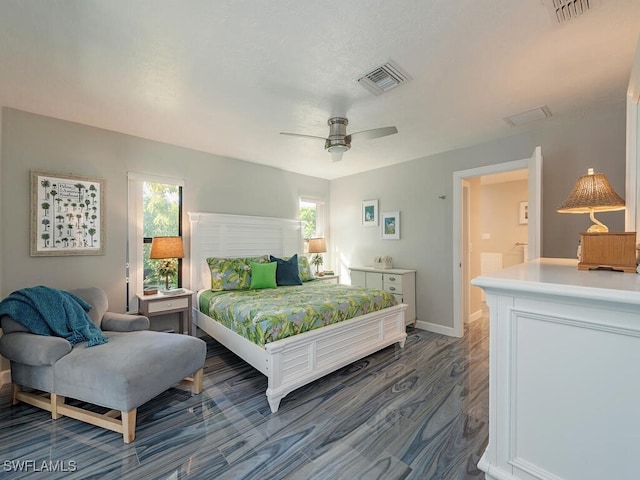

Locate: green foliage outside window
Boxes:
[300,204,316,239]
[143,183,180,288]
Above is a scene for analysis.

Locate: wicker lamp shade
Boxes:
[308,237,327,254]
[557,168,624,233]
[149,236,184,259]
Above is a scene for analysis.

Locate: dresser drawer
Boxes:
[383,273,403,294]
[148,297,189,313]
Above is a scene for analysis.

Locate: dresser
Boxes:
[349,267,416,326]
[472,258,640,480]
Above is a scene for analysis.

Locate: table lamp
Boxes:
[557,168,625,232]
[150,236,184,294]
[308,237,327,276]
[557,168,636,272]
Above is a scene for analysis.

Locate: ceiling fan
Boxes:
[280,117,398,162]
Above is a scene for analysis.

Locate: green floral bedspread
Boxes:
[198,282,397,346]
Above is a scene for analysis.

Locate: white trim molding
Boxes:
[415,320,456,336]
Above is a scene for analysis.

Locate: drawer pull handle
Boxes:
[389,287,396,291]
[389,277,396,281]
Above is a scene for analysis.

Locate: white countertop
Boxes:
[472,257,640,305]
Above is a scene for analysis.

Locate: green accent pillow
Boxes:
[249,262,278,289]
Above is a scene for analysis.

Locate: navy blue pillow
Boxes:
[270,254,303,286]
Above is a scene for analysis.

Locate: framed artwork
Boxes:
[361,199,379,227]
[381,211,400,240]
[519,201,528,225]
[31,170,105,256]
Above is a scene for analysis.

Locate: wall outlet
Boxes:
[482,233,491,240]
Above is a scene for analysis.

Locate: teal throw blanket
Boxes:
[0,286,108,347]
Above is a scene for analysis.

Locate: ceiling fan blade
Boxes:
[280,132,327,141]
[349,126,398,140]
[331,151,344,162]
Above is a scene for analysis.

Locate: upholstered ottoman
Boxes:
[51,330,206,441]
[0,287,207,443]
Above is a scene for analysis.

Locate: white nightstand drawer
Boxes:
[383,274,403,294]
[148,297,189,313]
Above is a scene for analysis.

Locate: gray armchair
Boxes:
[0,287,206,443]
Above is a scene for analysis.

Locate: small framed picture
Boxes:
[519,201,528,225]
[361,199,379,227]
[381,211,400,240]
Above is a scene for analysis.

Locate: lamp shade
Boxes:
[557,168,625,214]
[308,237,327,254]
[149,236,184,259]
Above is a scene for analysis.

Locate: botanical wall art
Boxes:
[361,199,379,227]
[31,170,105,256]
[381,211,400,240]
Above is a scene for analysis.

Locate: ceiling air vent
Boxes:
[504,105,552,127]
[356,59,411,96]
[543,0,600,24]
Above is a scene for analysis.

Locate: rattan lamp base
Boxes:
[578,232,637,273]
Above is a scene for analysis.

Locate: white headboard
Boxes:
[188,212,304,292]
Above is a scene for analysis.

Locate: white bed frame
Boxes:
[188,212,407,412]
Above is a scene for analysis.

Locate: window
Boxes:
[299,197,325,252]
[142,183,182,289]
[127,174,184,311]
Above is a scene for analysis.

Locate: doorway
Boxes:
[452,147,542,337]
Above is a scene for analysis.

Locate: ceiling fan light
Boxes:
[327,145,349,153]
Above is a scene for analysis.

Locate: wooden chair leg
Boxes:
[192,368,203,395]
[121,409,137,444]
[51,393,60,419]
[51,394,66,420]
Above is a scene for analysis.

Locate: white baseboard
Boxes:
[415,320,457,337]
[0,369,11,387]
[467,309,483,324]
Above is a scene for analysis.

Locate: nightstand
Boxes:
[136,289,194,336]
[314,274,340,284]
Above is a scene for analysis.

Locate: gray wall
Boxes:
[0,108,329,313]
[330,101,627,330]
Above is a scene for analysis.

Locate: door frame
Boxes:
[462,180,471,324]
[626,37,640,233]
[452,151,541,338]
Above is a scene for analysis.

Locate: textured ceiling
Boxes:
[1,1,639,180]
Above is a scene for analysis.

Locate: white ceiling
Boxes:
[1,1,639,180]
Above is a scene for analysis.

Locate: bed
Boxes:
[189,212,407,412]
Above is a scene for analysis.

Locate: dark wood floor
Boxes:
[0,319,488,479]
